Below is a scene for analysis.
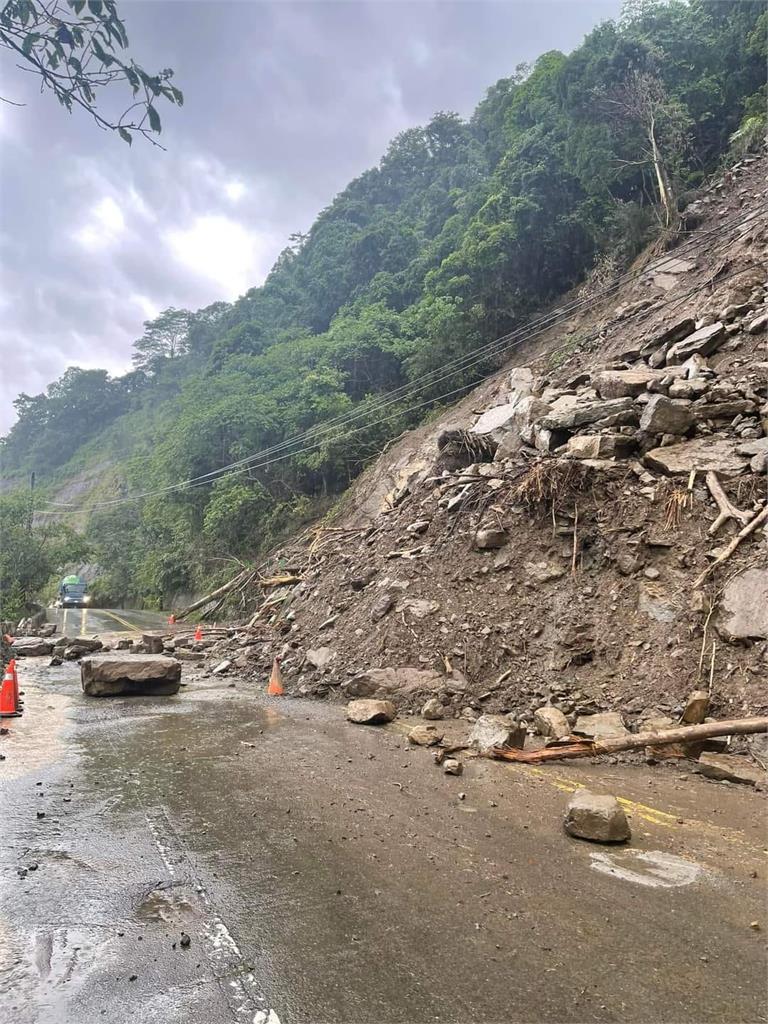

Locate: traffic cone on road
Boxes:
[167,614,176,626]
[194,625,203,642]
[8,659,21,709]
[0,665,21,717]
[267,657,284,696]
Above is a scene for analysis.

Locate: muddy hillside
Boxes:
[189,155,768,729]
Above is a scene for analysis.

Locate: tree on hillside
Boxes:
[0,493,88,620]
[0,0,182,144]
[132,307,191,373]
[604,70,691,227]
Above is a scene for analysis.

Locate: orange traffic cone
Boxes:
[194,625,203,641]
[0,665,20,717]
[267,657,284,696]
[8,659,21,709]
[168,614,176,626]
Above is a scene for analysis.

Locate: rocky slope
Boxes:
[186,154,768,733]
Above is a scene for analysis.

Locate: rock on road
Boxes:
[0,659,765,1024]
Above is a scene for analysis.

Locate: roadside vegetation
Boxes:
[1,0,765,611]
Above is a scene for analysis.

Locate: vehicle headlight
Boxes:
[83,595,92,604]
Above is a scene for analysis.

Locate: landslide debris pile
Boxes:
[183,157,768,731]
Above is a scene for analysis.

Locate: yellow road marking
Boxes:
[80,607,87,637]
[96,608,141,633]
[513,765,756,849]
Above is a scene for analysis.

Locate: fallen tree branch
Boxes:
[489,716,768,764]
[705,471,752,536]
[693,504,768,588]
[175,570,251,620]
[258,574,302,587]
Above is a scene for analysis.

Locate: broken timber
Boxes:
[489,716,768,764]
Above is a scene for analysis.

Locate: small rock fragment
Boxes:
[443,758,463,776]
[680,690,709,725]
[421,698,444,721]
[408,725,443,746]
[345,699,396,725]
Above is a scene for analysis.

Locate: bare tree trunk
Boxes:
[174,569,250,620]
[490,717,768,764]
[648,113,675,227]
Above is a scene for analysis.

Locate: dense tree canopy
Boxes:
[2,0,765,608]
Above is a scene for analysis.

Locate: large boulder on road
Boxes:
[11,637,55,657]
[81,654,181,697]
[564,790,631,843]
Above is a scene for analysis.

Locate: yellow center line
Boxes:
[80,607,87,637]
[510,765,758,849]
[96,608,142,633]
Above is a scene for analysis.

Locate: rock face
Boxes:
[716,569,768,640]
[666,322,725,364]
[533,706,571,740]
[345,699,396,725]
[639,395,693,436]
[469,714,525,753]
[643,437,749,477]
[81,655,181,697]
[573,712,628,741]
[564,790,631,843]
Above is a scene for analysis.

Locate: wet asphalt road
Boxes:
[0,659,766,1024]
[49,606,170,637]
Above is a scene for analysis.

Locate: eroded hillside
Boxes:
[191,153,768,727]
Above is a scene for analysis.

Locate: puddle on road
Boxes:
[590,849,704,888]
[137,881,196,924]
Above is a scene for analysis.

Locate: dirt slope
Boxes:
[201,154,768,731]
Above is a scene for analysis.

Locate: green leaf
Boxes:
[67,56,82,73]
[87,0,103,15]
[147,104,161,133]
[125,67,140,94]
[71,0,86,13]
[170,86,184,106]
[22,32,40,55]
[118,126,133,145]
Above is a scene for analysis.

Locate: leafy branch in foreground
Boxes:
[0,0,182,144]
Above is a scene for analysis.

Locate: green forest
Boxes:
[1,0,766,617]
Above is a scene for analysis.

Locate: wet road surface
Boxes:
[1,659,766,1024]
[49,606,170,637]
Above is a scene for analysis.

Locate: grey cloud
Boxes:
[0,0,620,431]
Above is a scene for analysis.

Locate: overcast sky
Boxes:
[0,0,621,433]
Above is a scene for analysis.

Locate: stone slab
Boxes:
[81,654,181,697]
